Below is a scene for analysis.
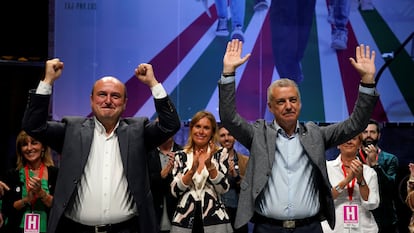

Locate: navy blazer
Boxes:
[22,91,181,233]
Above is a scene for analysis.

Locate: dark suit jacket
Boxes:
[22,91,181,233]
[218,80,379,230]
[147,142,182,226]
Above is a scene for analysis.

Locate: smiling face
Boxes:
[185,111,218,151]
[90,77,127,128]
[218,127,235,151]
[191,117,213,148]
[16,133,45,168]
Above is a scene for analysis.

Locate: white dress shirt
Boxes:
[36,80,168,225]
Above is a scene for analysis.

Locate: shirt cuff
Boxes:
[36,81,53,95]
[359,85,376,95]
[218,75,235,84]
[150,83,167,99]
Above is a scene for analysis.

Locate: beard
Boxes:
[362,138,379,147]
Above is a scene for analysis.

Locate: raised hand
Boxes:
[134,63,159,88]
[223,39,251,74]
[349,44,376,84]
[44,58,64,85]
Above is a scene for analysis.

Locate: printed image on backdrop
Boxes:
[53,0,414,123]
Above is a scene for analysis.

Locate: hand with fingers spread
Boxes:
[222,39,251,74]
[218,34,380,233]
[349,44,376,84]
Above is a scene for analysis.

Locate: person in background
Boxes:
[327,0,375,50]
[147,134,183,233]
[268,0,317,83]
[359,119,399,233]
[214,0,246,42]
[253,0,269,11]
[218,124,249,233]
[170,110,232,233]
[21,58,181,233]
[2,130,58,233]
[218,39,379,232]
[327,0,352,50]
[406,162,414,233]
[321,135,379,232]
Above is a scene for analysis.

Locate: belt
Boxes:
[63,216,138,233]
[253,212,319,229]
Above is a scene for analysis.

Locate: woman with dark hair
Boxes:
[2,130,58,233]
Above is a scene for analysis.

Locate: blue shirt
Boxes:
[256,121,320,220]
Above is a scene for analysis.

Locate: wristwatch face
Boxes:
[335,185,343,193]
[359,180,366,186]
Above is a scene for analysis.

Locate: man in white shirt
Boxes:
[22,59,181,233]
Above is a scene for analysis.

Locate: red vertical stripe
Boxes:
[120,6,218,117]
[236,13,275,120]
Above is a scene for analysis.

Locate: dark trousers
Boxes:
[56,215,140,233]
[253,221,322,233]
[226,207,248,233]
[379,224,399,233]
[270,0,316,80]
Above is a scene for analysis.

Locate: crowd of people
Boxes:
[0,38,412,233]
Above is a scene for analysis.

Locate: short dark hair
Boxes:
[368,119,380,133]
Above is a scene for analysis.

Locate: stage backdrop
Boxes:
[53,0,414,123]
